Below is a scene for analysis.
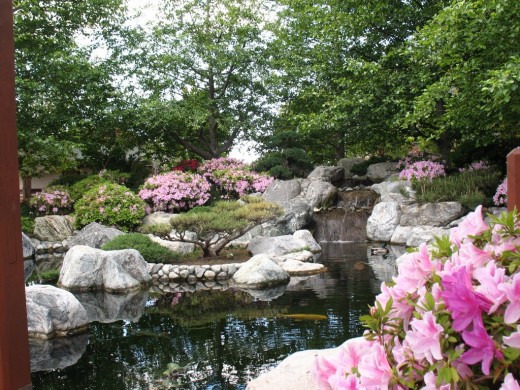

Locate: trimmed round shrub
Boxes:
[74,183,146,231]
[198,157,274,199]
[69,175,111,203]
[102,233,181,264]
[29,186,73,215]
[139,171,211,213]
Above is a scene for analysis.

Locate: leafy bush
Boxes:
[254,149,314,179]
[29,186,73,215]
[102,233,181,264]
[69,175,111,203]
[315,207,520,388]
[50,172,89,187]
[20,202,35,235]
[139,171,211,213]
[74,183,146,231]
[198,157,274,199]
[414,170,502,209]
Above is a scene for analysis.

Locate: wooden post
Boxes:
[507,148,520,212]
[0,0,33,388]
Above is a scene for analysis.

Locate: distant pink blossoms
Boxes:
[314,205,520,388]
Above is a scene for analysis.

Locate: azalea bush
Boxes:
[459,160,491,173]
[172,159,200,172]
[315,206,520,389]
[29,186,73,215]
[198,157,274,199]
[494,178,508,206]
[139,171,211,213]
[74,183,146,231]
[398,160,446,182]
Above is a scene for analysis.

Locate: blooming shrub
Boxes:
[29,187,73,215]
[172,159,200,172]
[494,178,508,206]
[139,171,211,213]
[74,183,146,231]
[198,157,274,199]
[459,160,491,173]
[398,160,446,182]
[315,206,520,389]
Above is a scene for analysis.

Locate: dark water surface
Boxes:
[31,243,384,390]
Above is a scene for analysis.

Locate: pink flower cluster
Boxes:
[494,178,508,206]
[459,160,490,173]
[139,171,211,213]
[315,205,520,389]
[398,160,446,182]
[29,189,72,215]
[198,157,274,199]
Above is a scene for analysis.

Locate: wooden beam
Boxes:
[507,148,520,212]
[0,0,33,388]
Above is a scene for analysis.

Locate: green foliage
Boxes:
[20,202,35,235]
[50,173,89,188]
[27,268,61,283]
[102,233,181,264]
[147,199,283,257]
[413,169,502,209]
[74,183,146,231]
[69,175,111,202]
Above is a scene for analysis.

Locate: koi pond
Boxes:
[30,243,395,389]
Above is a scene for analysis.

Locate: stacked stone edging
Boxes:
[147,262,242,288]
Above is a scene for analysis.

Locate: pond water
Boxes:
[31,243,393,390]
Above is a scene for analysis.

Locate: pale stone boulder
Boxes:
[147,234,195,255]
[293,230,321,253]
[366,162,399,182]
[261,198,313,236]
[59,246,151,292]
[33,215,75,242]
[390,225,413,244]
[406,226,450,247]
[301,180,337,208]
[26,285,89,339]
[273,250,315,263]
[307,166,344,183]
[22,232,35,259]
[400,202,464,227]
[280,260,325,276]
[337,157,365,179]
[68,222,124,249]
[371,181,415,203]
[141,211,176,228]
[248,235,307,257]
[232,254,290,288]
[262,179,302,204]
[366,202,401,241]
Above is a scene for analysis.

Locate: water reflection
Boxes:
[31,243,396,389]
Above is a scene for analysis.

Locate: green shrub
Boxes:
[27,268,61,283]
[102,233,181,264]
[413,169,502,209]
[20,202,35,235]
[254,149,313,179]
[69,175,111,202]
[50,173,89,187]
[74,183,146,231]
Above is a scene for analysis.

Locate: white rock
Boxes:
[232,254,290,288]
[366,202,401,241]
[293,230,321,253]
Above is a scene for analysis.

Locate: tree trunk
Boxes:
[335,131,345,161]
[22,176,32,202]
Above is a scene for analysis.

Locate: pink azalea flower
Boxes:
[393,243,439,293]
[314,354,338,389]
[461,318,501,375]
[503,325,520,349]
[358,343,393,389]
[422,371,450,390]
[500,374,520,390]
[328,374,360,390]
[499,272,520,324]
[456,241,492,272]
[450,205,488,246]
[376,283,415,329]
[442,267,492,331]
[404,311,444,364]
[336,337,374,374]
[474,260,508,314]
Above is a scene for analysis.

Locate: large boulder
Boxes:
[59,246,151,292]
[33,215,75,242]
[371,181,415,203]
[22,232,35,259]
[73,290,149,323]
[301,180,337,208]
[232,254,290,288]
[30,334,89,372]
[307,166,344,183]
[337,157,365,179]
[366,202,401,241]
[262,198,313,236]
[248,230,319,257]
[280,260,325,276]
[399,202,464,227]
[67,222,124,249]
[366,162,399,182]
[141,211,176,229]
[26,285,89,339]
[262,179,302,204]
[405,226,450,247]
